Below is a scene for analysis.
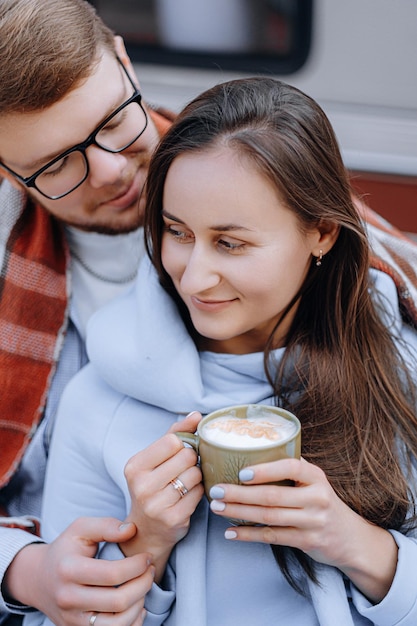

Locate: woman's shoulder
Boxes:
[369,267,402,321]
[53,362,127,449]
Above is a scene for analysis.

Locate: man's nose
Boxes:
[85,145,127,187]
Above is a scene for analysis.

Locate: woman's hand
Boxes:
[209,457,398,603]
[121,412,204,581]
[4,517,154,626]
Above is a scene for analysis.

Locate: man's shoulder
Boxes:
[148,105,176,138]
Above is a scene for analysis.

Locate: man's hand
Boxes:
[4,517,155,626]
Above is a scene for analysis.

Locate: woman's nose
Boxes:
[179,245,221,295]
[85,145,127,188]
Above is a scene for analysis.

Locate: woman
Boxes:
[37,78,417,626]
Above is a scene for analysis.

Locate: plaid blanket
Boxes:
[0,190,68,490]
[355,198,417,326]
[0,108,173,490]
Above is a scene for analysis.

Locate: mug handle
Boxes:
[175,432,199,452]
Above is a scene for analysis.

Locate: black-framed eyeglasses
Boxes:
[0,57,148,200]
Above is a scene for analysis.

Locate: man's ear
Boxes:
[114,36,140,89]
[312,220,340,258]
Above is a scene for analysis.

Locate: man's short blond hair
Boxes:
[0,0,115,113]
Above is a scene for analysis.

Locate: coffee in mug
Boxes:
[176,404,301,525]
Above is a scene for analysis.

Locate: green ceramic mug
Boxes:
[176,404,301,525]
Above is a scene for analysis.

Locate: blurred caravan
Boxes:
[94,0,417,232]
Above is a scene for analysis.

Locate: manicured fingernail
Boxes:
[186,411,199,418]
[225,530,237,539]
[118,522,133,531]
[239,468,254,482]
[210,500,226,512]
[210,486,225,499]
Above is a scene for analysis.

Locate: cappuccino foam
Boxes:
[203,414,296,449]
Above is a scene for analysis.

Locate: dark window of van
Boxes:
[92,0,313,75]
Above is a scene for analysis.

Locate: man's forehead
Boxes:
[0,53,125,172]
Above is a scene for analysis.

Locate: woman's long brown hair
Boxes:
[144,77,417,592]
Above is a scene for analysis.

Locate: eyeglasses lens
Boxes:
[36,100,147,199]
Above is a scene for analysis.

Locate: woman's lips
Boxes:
[190,296,237,312]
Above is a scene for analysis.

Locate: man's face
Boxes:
[0,51,160,234]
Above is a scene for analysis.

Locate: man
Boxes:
[0,1,174,625]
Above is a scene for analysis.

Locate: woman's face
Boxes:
[161,146,323,354]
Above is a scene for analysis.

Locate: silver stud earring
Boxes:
[316,250,323,267]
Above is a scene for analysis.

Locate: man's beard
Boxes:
[53,200,144,235]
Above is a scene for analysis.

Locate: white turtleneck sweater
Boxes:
[66,226,144,339]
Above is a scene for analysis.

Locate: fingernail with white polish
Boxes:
[225,529,237,539]
[210,500,226,512]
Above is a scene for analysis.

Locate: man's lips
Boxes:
[104,174,142,210]
[98,152,150,211]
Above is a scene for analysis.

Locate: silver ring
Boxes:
[89,613,99,626]
[170,477,188,498]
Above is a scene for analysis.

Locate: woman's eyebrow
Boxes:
[162,209,185,224]
[210,224,253,233]
[161,209,252,232]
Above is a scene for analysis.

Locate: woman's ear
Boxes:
[114,36,140,89]
[312,221,340,258]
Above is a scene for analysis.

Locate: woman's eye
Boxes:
[164,224,193,242]
[218,238,245,251]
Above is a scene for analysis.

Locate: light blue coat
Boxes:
[31,257,417,626]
